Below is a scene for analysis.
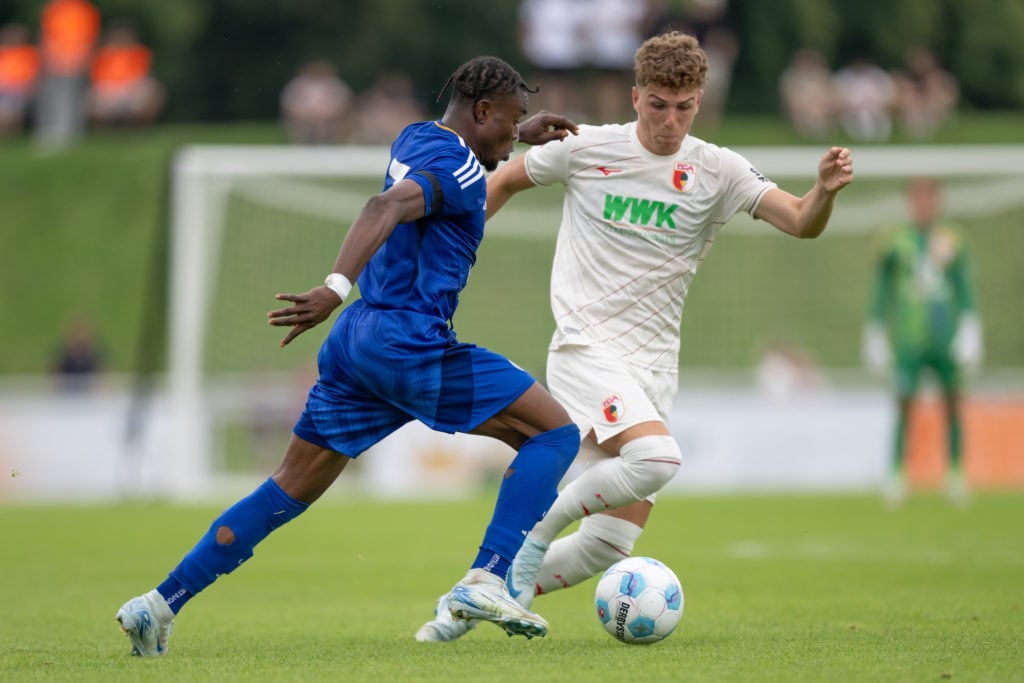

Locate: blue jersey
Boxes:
[358,120,487,323]
[293,120,536,456]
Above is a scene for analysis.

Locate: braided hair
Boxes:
[437,56,537,106]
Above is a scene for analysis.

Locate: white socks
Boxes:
[534,514,643,595]
[530,435,681,544]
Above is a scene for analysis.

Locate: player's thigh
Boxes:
[294,382,413,457]
[472,382,574,449]
[443,345,570,446]
[894,353,925,398]
[928,352,962,395]
[600,421,673,458]
[547,344,675,445]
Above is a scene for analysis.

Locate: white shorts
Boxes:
[546,343,677,445]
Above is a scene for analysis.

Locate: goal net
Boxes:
[162,144,1024,497]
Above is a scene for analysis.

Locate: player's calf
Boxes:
[533,514,643,598]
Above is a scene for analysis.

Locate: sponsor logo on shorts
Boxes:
[602,394,624,423]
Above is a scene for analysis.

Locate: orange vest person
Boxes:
[88,22,165,127]
[40,0,100,76]
[0,30,40,93]
[0,23,40,133]
[91,41,151,93]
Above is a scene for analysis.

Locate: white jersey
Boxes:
[524,122,776,372]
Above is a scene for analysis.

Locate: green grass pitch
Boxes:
[1,492,1022,681]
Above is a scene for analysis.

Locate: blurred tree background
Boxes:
[2,0,1023,377]
[1,0,1022,122]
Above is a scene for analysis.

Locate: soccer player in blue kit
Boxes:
[114,56,580,657]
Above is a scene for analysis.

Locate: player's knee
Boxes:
[531,422,581,471]
[620,435,682,496]
[640,458,681,492]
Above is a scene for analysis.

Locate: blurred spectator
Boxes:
[518,0,588,119]
[832,56,896,142]
[34,0,100,151]
[697,24,739,133]
[350,70,426,144]
[52,315,104,392]
[756,339,826,399]
[88,20,166,129]
[584,0,648,123]
[686,0,737,133]
[279,59,353,145]
[779,48,836,141]
[892,47,959,141]
[645,0,688,36]
[0,23,40,136]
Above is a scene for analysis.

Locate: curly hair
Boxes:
[634,32,708,92]
[438,56,536,105]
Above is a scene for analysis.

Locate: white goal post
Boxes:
[164,144,1024,499]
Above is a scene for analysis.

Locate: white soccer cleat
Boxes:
[115,589,174,657]
[447,568,549,639]
[506,535,549,609]
[414,592,478,642]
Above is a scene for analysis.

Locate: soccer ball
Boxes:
[594,556,683,644]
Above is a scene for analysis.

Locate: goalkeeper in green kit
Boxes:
[862,176,982,506]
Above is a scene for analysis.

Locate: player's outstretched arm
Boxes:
[268,179,426,346]
[755,146,854,239]
[517,110,578,146]
[486,113,575,220]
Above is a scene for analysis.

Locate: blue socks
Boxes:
[156,477,308,614]
[154,426,578,613]
[472,423,580,579]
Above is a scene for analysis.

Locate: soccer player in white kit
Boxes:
[416,31,854,642]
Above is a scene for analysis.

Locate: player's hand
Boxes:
[952,313,983,375]
[818,146,853,193]
[862,322,891,375]
[517,110,579,146]
[268,286,342,347]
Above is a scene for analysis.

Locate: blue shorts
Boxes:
[293,301,535,457]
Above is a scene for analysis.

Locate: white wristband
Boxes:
[324,273,353,302]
